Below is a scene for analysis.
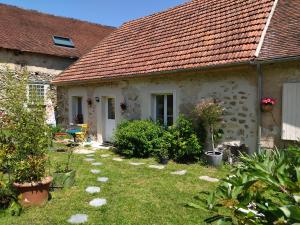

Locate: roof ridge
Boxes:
[0,3,115,29]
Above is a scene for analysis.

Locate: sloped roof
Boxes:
[53,0,275,84]
[259,0,300,60]
[0,4,115,58]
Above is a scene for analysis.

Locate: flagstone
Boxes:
[199,176,219,182]
[100,154,111,158]
[112,157,123,162]
[171,170,187,175]
[85,186,101,194]
[67,214,88,224]
[129,162,145,166]
[149,165,165,170]
[91,169,101,174]
[89,198,107,207]
[97,177,109,182]
[91,162,103,166]
[84,158,95,162]
[73,149,95,155]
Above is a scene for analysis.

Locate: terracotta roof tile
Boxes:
[54,0,275,83]
[0,4,115,58]
[259,0,300,59]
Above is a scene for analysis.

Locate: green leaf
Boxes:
[280,205,300,221]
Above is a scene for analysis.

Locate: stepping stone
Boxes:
[199,176,220,182]
[85,186,101,194]
[84,158,95,162]
[129,162,145,166]
[89,198,107,207]
[91,162,103,166]
[100,154,111,158]
[149,165,165,170]
[91,169,101,174]
[74,149,95,155]
[86,154,94,157]
[67,214,88,224]
[171,170,187,175]
[112,157,123,162]
[97,177,109,182]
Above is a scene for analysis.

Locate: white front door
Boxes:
[105,97,116,142]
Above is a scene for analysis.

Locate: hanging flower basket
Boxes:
[261,97,276,112]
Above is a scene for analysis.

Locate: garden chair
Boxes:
[75,124,88,142]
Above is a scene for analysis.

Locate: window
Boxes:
[28,84,47,102]
[72,96,84,124]
[282,83,300,140]
[154,94,174,126]
[53,36,75,48]
[107,98,116,120]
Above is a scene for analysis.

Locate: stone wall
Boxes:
[261,60,300,148]
[58,65,259,152]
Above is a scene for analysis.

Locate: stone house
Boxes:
[0,3,115,123]
[53,0,300,153]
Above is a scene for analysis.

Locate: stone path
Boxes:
[90,169,101,174]
[171,170,187,175]
[91,162,103,166]
[129,162,145,166]
[74,149,96,155]
[97,177,109,182]
[112,157,124,162]
[67,214,88,224]
[100,154,111,158]
[149,165,165,170]
[89,198,107,207]
[199,176,220,182]
[85,186,101,194]
[84,158,95,162]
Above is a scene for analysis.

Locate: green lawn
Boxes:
[1,148,230,225]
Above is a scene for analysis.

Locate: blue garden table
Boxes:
[66,129,81,142]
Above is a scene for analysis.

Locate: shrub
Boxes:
[167,115,202,162]
[0,68,51,183]
[189,147,300,224]
[114,120,164,158]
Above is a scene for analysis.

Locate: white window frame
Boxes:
[27,83,49,104]
[153,93,175,126]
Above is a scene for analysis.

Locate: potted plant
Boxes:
[261,97,276,112]
[0,68,52,207]
[195,99,224,167]
[52,148,76,189]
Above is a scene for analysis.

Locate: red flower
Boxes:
[261,97,276,105]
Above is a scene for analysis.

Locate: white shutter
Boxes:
[282,83,300,140]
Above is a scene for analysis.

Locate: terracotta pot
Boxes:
[13,176,53,207]
[261,104,273,112]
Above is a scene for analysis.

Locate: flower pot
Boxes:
[261,104,273,112]
[13,176,53,207]
[205,151,223,167]
[52,170,76,188]
[159,158,169,165]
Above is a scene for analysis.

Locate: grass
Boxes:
[1,148,230,225]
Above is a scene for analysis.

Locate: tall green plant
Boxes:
[195,99,224,154]
[0,68,51,183]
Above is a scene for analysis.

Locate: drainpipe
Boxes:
[256,63,263,153]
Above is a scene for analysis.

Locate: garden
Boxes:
[1,69,300,225]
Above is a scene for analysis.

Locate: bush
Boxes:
[189,147,300,224]
[0,68,51,183]
[167,115,202,162]
[114,120,164,158]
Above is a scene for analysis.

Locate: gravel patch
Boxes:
[149,165,165,170]
[89,198,107,207]
[171,170,187,175]
[85,186,101,194]
[97,177,109,182]
[90,169,101,174]
[199,176,220,182]
[67,214,88,224]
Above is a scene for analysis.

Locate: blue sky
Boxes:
[0,0,189,27]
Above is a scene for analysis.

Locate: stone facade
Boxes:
[261,60,300,148]
[0,48,76,119]
[58,65,260,153]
